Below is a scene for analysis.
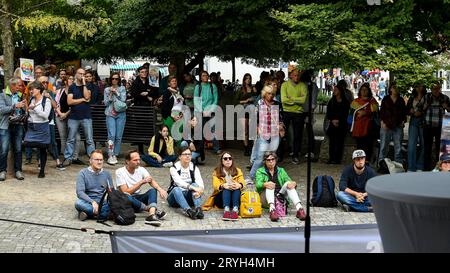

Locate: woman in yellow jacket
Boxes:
[141,125,176,167]
[203,152,246,221]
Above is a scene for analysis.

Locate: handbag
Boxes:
[274,192,288,217]
[113,98,128,113]
[9,112,28,124]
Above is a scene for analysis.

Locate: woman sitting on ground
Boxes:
[255,151,306,222]
[202,152,245,221]
[141,125,176,168]
[167,146,205,220]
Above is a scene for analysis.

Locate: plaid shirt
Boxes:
[257,99,283,140]
[424,93,450,128]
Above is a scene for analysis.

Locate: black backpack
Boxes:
[167,164,196,194]
[311,175,337,207]
[98,181,135,225]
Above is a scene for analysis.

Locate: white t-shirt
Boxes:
[115,166,150,195]
[169,161,204,191]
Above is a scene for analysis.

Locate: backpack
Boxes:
[311,175,337,207]
[239,181,262,218]
[167,164,196,194]
[29,95,54,122]
[98,180,135,225]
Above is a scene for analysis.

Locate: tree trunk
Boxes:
[0,0,15,82]
[185,50,205,77]
[231,57,236,83]
[170,53,185,82]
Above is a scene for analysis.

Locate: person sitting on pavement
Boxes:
[115,150,168,227]
[141,124,177,168]
[432,153,450,172]
[255,151,306,222]
[202,152,246,221]
[337,149,377,212]
[75,150,112,221]
[167,146,205,220]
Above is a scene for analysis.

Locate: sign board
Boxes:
[20,58,34,82]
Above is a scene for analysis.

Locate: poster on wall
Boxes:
[148,66,159,87]
[441,113,450,156]
[19,58,34,82]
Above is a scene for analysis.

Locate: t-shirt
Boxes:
[68,83,91,120]
[339,165,377,192]
[115,166,150,195]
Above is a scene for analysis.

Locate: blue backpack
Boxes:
[311,175,337,207]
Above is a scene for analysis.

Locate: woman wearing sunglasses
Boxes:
[104,72,127,165]
[255,151,306,222]
[203,152,246,221]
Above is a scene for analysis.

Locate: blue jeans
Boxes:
[250,136,280,179]
[49,124,59,160]
[407,117,424,171]
[379,126,403,163]
[141,154,177,167]
[214,189,241,209]
[336,191,371,212]
[127,189,157,212]
[106,113,126,156]
[0,125,24,172]
[64,118,95,160]
[167,183,202,210]
[75,198,110,219]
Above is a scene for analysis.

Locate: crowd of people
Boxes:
[1,60,449,226]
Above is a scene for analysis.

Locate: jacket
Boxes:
[202,168,246,211]
[0,87,24,129]
[255,166,292,193]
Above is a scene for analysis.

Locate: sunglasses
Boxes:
[265,158,275,162]
[222,157,232,161]
[442,161,450,164]
[112,77,120,80]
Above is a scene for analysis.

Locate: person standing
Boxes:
[406,83,426,172]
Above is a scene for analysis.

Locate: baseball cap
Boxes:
[440,153,450,162]
[352,149,366,160]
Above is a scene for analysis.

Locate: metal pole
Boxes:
[305,78,313,253]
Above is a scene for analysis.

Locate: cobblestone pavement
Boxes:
[0,142,376,253]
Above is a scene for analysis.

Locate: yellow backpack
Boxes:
[240,188,262,218]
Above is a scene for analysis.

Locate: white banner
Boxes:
[19,58,34,82]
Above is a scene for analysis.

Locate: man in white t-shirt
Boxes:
[116,150,168,226]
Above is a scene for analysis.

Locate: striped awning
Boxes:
[110,64,141,70]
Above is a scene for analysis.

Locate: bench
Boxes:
[55,105,157,153]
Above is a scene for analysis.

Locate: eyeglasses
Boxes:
[222,157,232,161]
[265,158,275,162]
[181,153,192,156]
[442,161,450,164]
[112,78,120,80]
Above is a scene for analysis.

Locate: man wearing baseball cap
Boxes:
[336,149,377,212]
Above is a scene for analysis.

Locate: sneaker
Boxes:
[72,158,85,165]
[78,211,88,221]
[107,156,115,165]
[291,157,300,164]
[195,207,204,219]
[15,171,24,180]
[185,208,197,220]
[145,214,162,227]
[222,211,231,221]
[156,209,167,220]
[62,159,72,167]
[112,155,119,164]
[38,172,45,178]
[296,208,306,221]
[269,210,279,222]
[162,162,173,168]
[0,171,6,181]
[230,211,239,221]
[56,163,65,171]
[215,149,222,155]
[342,204,351,212]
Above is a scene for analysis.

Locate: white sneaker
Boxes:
[162,162,173,168]
[112,155,118,164]
[107,156,115,165]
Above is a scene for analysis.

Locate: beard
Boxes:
[354,164,365,170]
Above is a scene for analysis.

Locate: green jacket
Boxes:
[255,166,292,193]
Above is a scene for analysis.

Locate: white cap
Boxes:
[85,65,92,70]
[352,149,366,160]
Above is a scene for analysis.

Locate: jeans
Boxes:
[75,198,110,219]
[141,154,177,167]
[0,125,24,172]
[336,191,371,212]
[423,125,442,171]
[407,117,424,171]
[379,126,403,163]
[106,113,126,157]
[250,136,280,179]
[64,118,95,160]
[213,189,241,209]
[127,189,157,212]
[55,117,80,158]
[282,111,305,158]
[49,124,59,160]
[167,183,202,210]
